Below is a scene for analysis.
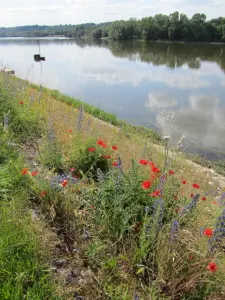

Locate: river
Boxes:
[0,37,225,159]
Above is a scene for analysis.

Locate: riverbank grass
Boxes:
[1,72,225,299]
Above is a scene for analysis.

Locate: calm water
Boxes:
[0,38,225,159]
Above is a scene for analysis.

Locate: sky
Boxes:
[0,0,224,27]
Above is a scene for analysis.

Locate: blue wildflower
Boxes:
[169,220,179,243]
[209,208,225,253]
[180,193,200,215]
[77,105,83,132]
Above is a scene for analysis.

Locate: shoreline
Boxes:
[2,72,225,176]
[1,36,225,45]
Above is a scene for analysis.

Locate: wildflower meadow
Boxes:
[0,72,225,299]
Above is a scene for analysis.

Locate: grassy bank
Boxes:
[0,84,59,299]
[1,72,225,299]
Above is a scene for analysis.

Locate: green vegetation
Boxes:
[1,12,225,42]
[30,83,162,143]
[0,81,59,299]
[1,72,225,299]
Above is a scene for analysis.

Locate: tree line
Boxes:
[0,12,225,42]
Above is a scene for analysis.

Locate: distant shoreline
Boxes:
[0,36,225,45]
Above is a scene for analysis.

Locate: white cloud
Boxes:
[146,92,177,110]
[0,0,224,26]
[156,94,225,154]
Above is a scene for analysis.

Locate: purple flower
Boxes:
[209,208,225,253]
[180,193,200,215]
[77,105,83,132]
[169,220,179,242]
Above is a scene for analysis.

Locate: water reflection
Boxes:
[154,94,225,159]
[0,37,225,158]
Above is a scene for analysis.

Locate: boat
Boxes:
[34,54,46,62]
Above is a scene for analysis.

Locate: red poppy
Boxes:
[88,147,95,152]
[31,171,38,177]
[22,168,28,175]
[102,154,111,159]
[151,165,160,174]
[19,101,24,105]
[149,190,160,197]
[189,255,194,261]
[62,179,68,187]
[83,211,88,215]
[169,170,174,175]
[142,180,151,190]
[140,159,148,165]
[212,201,218,205]
[182,180,187,184]
[202,197,206,201]
[112,145,118,150]
[40,190,47,197]
[97,139,107,148]
[112,161,118,167]
[68,129,73,133]
[190,193,194,198]
[192,183,200,189]
[101,142,107,148]
[203,228,213,237]
[70,167,75,172]
[207,262,217,272]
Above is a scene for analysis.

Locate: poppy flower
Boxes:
[169,170,174,175]
[202,197,206,201]
[192,183,200,189]
[83,211,88,215]
[70,167,75,172]
[62,179,68,187]
[97,139,104,145]
[88,147,95,152]
[68,129,73,133]
[212,201,218,205]
[97,139,107,148]
[31,171,38,177]
[101,142,107,148]
[203,228,213,237]
[112,161,118,167]
[182,180,187,184]
[22,168,28,175]
[40,190,47,197]
[102,154,111,159]
[207,262,217,272]
[189,255,194,261]
[112,145,118,150]
[19,101,24,105]
[140,159,148,165]
[142,180,151,190]
[149,190,160,197]
[190,193,194,198]
[152,166,160,174]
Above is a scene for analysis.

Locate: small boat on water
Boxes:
[34,54,46,62]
